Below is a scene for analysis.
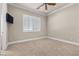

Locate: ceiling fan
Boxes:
[37,3,56,10]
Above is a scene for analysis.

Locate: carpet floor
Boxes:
[6,38,79,56]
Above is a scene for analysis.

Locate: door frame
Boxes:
[1,3,7,51]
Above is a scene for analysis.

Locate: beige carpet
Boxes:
[6,38,79,56]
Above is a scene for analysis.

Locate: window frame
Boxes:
[23,14,41,32]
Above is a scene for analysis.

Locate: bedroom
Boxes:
[1,3,79,56]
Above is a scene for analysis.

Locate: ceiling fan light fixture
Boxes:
[37,3,56,10]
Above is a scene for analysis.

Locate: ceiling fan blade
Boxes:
[37,3,44,9]
[45,3,47,10]
[48,3,56,5]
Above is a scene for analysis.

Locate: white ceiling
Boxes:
[17,3,68,13]
[19,3,42,9]
[14,3,67,13]
[8,3,72,16]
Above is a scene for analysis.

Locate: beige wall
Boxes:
[7,5,47,42]
[48,4,79,43]
[8,4,79,43]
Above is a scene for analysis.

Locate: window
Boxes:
[23,14,41,32]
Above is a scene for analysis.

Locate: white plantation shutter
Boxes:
[23,14,41,32]
[23,15,28,31]
[33,17,41,32]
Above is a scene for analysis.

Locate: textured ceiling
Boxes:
[8,3,70,16]
[18,3,68,13]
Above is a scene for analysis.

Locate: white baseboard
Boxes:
[8,36,79,47]
[8,36,47,45]
[48,36,79,46]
